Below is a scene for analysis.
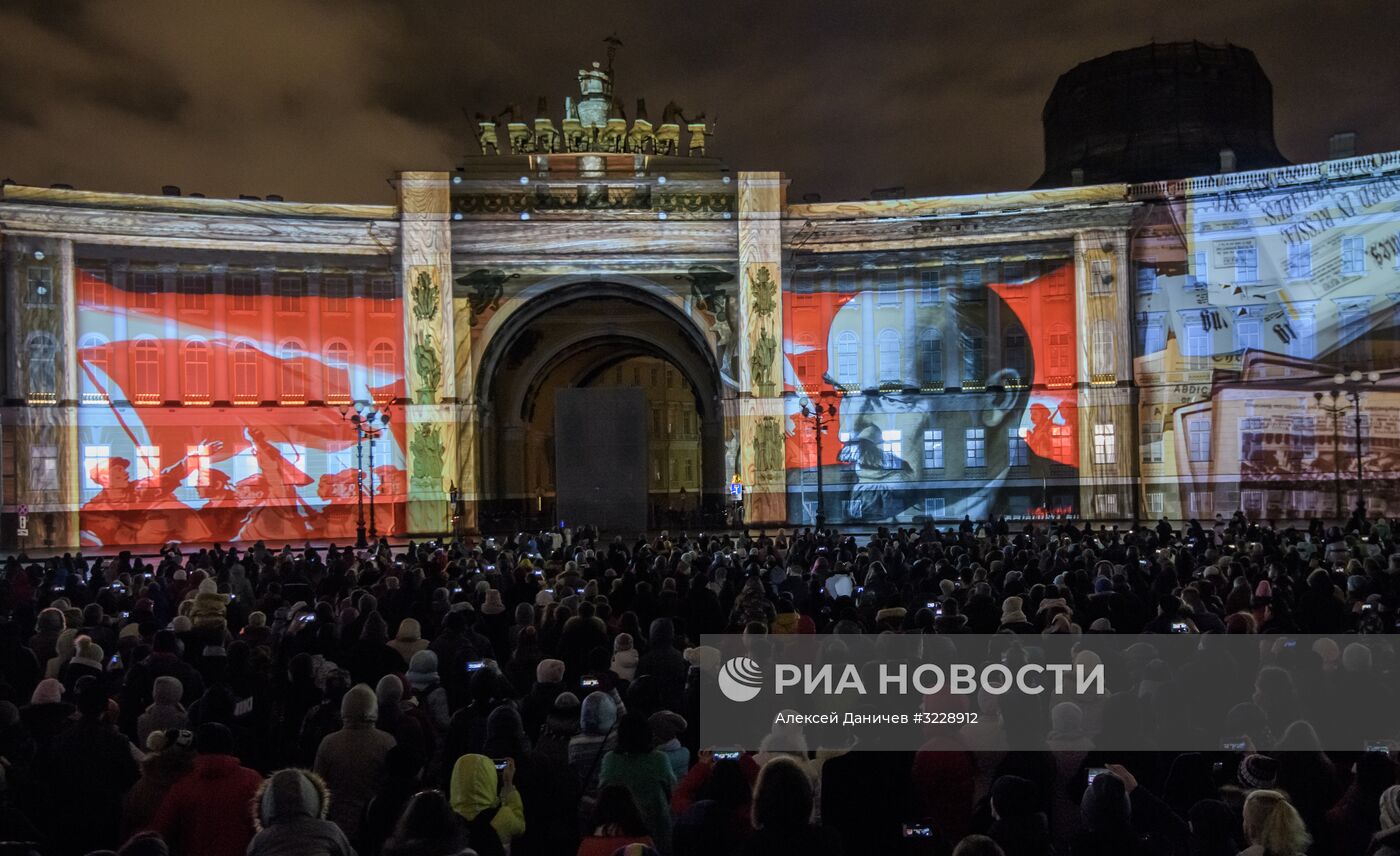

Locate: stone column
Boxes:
[736,172,788,525]
[397,172,459,536]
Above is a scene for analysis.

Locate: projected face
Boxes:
[783,256,1080,523]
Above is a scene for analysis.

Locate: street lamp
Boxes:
[1315,369,1380,521]
[340,402,392,547]
[798,395,839,529]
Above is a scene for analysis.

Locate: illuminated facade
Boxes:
[3,57,1400,549]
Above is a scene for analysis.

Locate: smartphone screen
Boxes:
[466,660,486,672]
[1087,767,1109,785]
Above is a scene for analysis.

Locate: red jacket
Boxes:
[153,753,263,856]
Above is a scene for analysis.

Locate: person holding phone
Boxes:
[449,753,524,856]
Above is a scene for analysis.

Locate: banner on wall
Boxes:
[74,269,408,546]
[781,251,1081,524]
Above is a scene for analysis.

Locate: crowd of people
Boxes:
[0,508,1398,856]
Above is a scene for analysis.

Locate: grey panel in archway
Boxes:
[555,387,648,533]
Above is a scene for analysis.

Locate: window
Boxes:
[78,334,109,404]
[324,277,350,314]
[184,445,212,488]
[836,273,858,306]
[1049,324,1072,378]
[1138,312,1166,355]
[183,340,211,402]
[919,329,943,387]
[1188,418,1211,462]
[1135,267,1158,293]
[650,367,659,386]
[1287,311,1316,359]
[1142,421,1164,463]
[133,338,161,404]
[1093,423,1116,465]
[961,330,984,386]
[1008,428,1029,467]
[924,497,946,518]
[923,429,944,469]
[1183,315,1210,357]
[277,276,306,312]
[1094,494,1119,516]
[836,331,859,384]
[1189,491,1213,515]
[1339,301,1370,361]
[961,267,982,289]
[26,333,58,403]
[1004,261,1026,282]
[279,340,306,402]
[30,446,58,492]
[134,445,160,481]
[877,330,901,383]
[370,278,395,314]
[232,341,259,402]
[1090,260,1113,294]
[684,459,693,482]
[370,342,396,398]
[179,273,210,311]
[324,340,351,404]
[1091,321,1114,374]
[1051,425,1073,462]
[1234,244,1258,283]
[227,274,257,312]
[919,271,940,304]
[1190,252,1209,289]
[877,271,899,307]
[131,271,161,310]
[79,268,109,308]
[652,408,662,434]
[26,266,54,306]
[965,427,986,468]
[1287,241,1312,279]
[1341,236,1366,275]
[83,444,111,495]
[1146,492,1164,515]
[880,429,902,467]
[1235,315,1263,352]
[1004,331,1027,381]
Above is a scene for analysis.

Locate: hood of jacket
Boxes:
[449,753,499,821]
[254,768,330,830]
[580,690,618,735]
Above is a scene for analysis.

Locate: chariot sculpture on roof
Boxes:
[473,36,713,158]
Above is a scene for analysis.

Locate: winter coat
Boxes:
[153,753,264,856]
[248,768,356,856]
[599,749,676,854]
[314,719,396,839]
[136,675,189,748]
[122,745,195,838]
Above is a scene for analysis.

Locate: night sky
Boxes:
[2,0,1397,204]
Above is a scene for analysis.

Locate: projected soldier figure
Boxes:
[82,440,225,547]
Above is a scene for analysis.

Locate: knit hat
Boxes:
[31,678,63,705]
[1081,770,1131,831]
[172,569,187,581]
[1238,754,1278,790]
[534,589,555,607]
[482,589,505,615]
[876,607,907,623]
[76,638,105,665]
[405,650,440,690]
[683,645,722,672]
[394,618,422,641]
[256,769,329,830]
[119,622,142,640]
[171,616,193,633]
[1001,596,1027,625]
[248,611,267,628]
[536,658,566,685]
[648,710,688,743]
[1089,618,1113,632]
[1380,785,1400,830]
[614,633,634,652]
[340,684,378,723]
[152,676,183,706]
[1093,577,1114,594]
[198,578,218,595]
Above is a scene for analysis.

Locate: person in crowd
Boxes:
[985,774,1052,856]
[1240,789,1312,856]
[315,682,397,839]
[122,728,196,839]
[1185,799,1239,856]
[152,722,263,856]
[577,784,656,856]
[248,768,356,856]
[742,755,841,856]
[382,790,474,856]
[599,712,676,853]
[1369,785,1400,856]
[570,691,619,797]
[136,675,188,747]
[37,682,141,854]
[450,753,526,856]
[673,757,752,856]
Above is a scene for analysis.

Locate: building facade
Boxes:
[4,61,1400,550]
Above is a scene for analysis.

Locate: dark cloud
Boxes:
[2,1,1398,204]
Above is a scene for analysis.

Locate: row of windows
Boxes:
[651,407,699,436]
[1135,234,1398,295]
[1143,300,1378,359]
[64,269,398,314]
[828,424,1118,470]
[25,334,397,405]
[824,322,1110,387]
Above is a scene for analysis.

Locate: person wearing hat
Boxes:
[153,723,263,856]
[522,658,568,739]
[611,633,640,683]
[136,675,188,748]
[986,774,1050,856]
[405,649,451,734]
[60,636,106,694]
[121,728,195,839]
[1369,785,1400,855]
[535,691,582,773]
[248,768,355,856]
[647,710,689,781]
[314,684,396,840]
[999,597,1034,634]
[387,618,429,666]
[36,682,139,854]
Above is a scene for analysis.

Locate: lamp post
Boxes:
[1314,391,1346,522]
[1315,369,1380,521]
[798,396,839,529]
[340,402,392,547]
